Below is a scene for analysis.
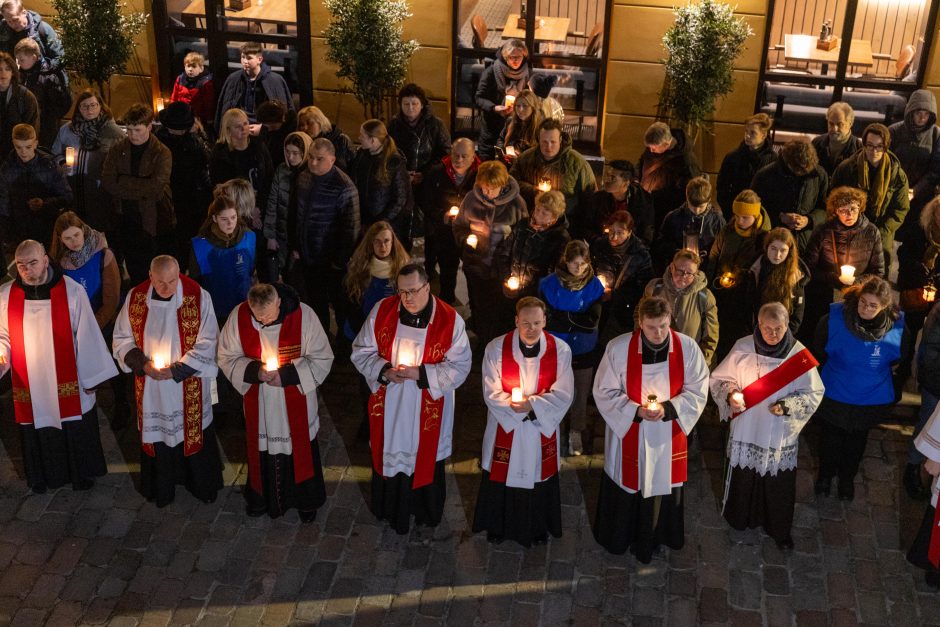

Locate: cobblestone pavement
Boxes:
[0,352,937,626]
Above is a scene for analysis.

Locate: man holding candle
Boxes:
[474,296,574,546]
[218,282,333,521]
[112,255,223,507]
[592,295,709,563]
[710,302,824,550]
[351,263,472,534]
[0,239,117,493]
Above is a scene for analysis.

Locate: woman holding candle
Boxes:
[540,240,606,455]
[592,296,710,562]
[51,90,124,232]
[497,89,543,163]
[453,160,528,347]
[740,228,811,339]
[801,186,884,346]
[813,275,908,501]
[710,302,824,550]
[475,39,531,160]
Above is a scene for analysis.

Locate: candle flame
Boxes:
[511,387,524,403]
[506,276,520,290]
[466,234,478,249]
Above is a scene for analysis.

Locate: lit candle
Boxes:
[154,97,165,113]
[719,273,735,288]
[504,94,516,107]
[598,274,609,289]
[466,234,478,249]
[839,264,856,285]
[65,146,76,168]
[646,394,660,412]
[448,206,459,219]
[506,276,520,291]
[265,357,278,371]
[731,391,745,406]
[511,387,524,403]
[537,179,551,192]
[925,285,937,303]
[152,355,166,369]
[506,146,516,157]
[396,341,420,368]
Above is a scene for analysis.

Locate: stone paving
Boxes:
[0,352,938,626]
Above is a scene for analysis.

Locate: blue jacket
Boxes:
[539,273,605,357]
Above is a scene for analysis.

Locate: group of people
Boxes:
[3,19,940,583]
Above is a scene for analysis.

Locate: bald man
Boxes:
[418,137,479,304]
[0,239,118,493]
[112,255,223,507]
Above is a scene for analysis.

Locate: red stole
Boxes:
[490,332,559,483]
[8,279,82,424]
[367,295,456,489]
[731,348,819,419]
[237,302,313,495]
[622,330,686,491]
[128,276,204,457]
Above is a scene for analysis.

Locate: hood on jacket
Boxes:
[473,176,521,207]
[537,130,574,165]
[283,131,313,166]
[661,265,708,295]
[905,89,938,130]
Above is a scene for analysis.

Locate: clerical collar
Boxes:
[519,337,540,358]
[150,288,173,302]
[399,298,433,328]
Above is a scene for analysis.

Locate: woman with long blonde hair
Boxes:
[500,89,543,159]
[743,227,810,336]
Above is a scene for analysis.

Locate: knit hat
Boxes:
[159,101,194,131]
[733,200,761,218]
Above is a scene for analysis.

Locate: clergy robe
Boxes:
[473,330,574,546]
[218,289,333,520]
[591,330,709,562]
[351,295,472,534]
[0,272,118,491]
[710,335,824,544]
[112,276,223,506]
[907,402,940,577]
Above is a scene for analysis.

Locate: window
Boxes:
[758,0,939,134]
[452,0,611,151]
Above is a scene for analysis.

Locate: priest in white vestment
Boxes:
[0,240,117,492]
[218,282,333,522]
[351,263,472,534]
[592,295,709,563]
[907,401,940,587]
[473,296,573,547]
[710,302,824,550]
[113,255,223,507]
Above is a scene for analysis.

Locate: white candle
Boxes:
[598,274,609,289]
[731,391,745,406]
[506,146,516,157]
[504,94,516,107]
[466,234,478,249]
[925,285,937,303]
[265,357,278,371]
[397,340,420,368]
[537,180,551,192]
[511,387,524,403]
[152,355,166,369]
[839,264,856,285]
[448,206,459,219]
[65,146,76,167]
[506,276,520,291]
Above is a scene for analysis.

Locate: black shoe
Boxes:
[246,507,266,518]
[904,463,928,500]
[837,480,855,501]
[30,483,47,495]
[814,477,832,496]
[927,570,940,589]
[299,509,317,524]
[775,536,794,551]
[486,532,504,545]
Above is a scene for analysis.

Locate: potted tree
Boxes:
[52,0,148,104]
[323,0,419,120]
[657,0,753,143]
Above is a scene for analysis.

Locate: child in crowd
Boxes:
[14,37,70,150]
[170,51,216,129]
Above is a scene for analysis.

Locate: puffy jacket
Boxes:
[644,269,719,365]
[170,71,216,124]
[510,132,596,226]
[831,150,910,249]
[387,105,451,174]
[214,62,294,127]
[803,214,884,289]
[20,59,71,150]
[897,211,940,291]
[317,125,355,172]
[636,128,701,228]
[591,233,654,329]
[653,202,726,272]
[540,272,605,365]
[742,256,811,336]
[208,136,275,213]
[890,89,940,205]
[155,125,213,238]
[716,140,777,219]
[494,214,571,299]
[750,157,828,252]
[811,132,862,176]
[585,186,655,244]
[101,136,175,237]
[264,161,303,267]
[0,10,63,70]
[289,165,360,266]
[453,177,528,276]
[0,148,72,246]
[349,148,414,246]
[474,58,531,157]
[0,85,38,157]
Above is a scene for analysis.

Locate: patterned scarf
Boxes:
[71,114,108,151]
[492,56,529,95]
[555,261,593,291]
[856,151,892,218]
[64,227,101,269]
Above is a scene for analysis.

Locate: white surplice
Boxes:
[351,299,472,477]
[481,331,574,489]
[217,302,333,454]
[592,331,709,497]
[112,282,219,447]
[710,336,825,477]
[916,402,940,508]
[0,276,117,427]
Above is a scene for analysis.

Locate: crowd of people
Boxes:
[2,17,940,583]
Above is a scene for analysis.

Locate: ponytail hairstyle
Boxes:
[361,119,398,185]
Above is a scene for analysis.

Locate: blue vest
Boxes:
[63,249,104,310]
[191,231,256,320]
[821,302,904,405]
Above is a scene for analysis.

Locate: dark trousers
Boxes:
[303,263,347,336]
[117,209,173,285]
[465,270,507,347]
[818,421,870,485]
[425,226,460,305]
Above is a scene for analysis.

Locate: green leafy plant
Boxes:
[658,0,753,142]
[51,0,149,104]
[323,0,419,119]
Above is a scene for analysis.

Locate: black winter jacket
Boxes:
[0,148,72,246]
[20,59,71,150]
[742,256,811,336]
[289,165,360,266]
[209,136,275,214]
[494,214,571,299]
[750,157,828,252]
[636,128,701,229]
[317,125,355,172]
[0,85,38,157]
[591,234,654,328]
[803,215,884,289]
[716,140,776,218]
[653,203,726,272]
[214,63,294,128]
[388,106,451,174]
[583,187,655,244]
[155,126,213,237]
[419,159,477,241]
[349,148,414,245]
[890,89,940,206]
[811,133,862,176]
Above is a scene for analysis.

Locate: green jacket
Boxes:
[830,150,910,247]
[510,133,596,222]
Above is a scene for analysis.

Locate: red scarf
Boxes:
[622,330,687,491]
[368,295,456,489]
[128,276,204,457]
[489,332,558,483]
[442,154,480,185]
[8,279,82,424]
[237,302,313,495]
[731,348,819,419]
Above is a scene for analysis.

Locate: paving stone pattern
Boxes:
[0,356,937,626]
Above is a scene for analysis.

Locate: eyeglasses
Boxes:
[863,143,885,152]
[398,284,428,298]
[672,267,696,278]
[836,205,860,216]
[79,102,100,111]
